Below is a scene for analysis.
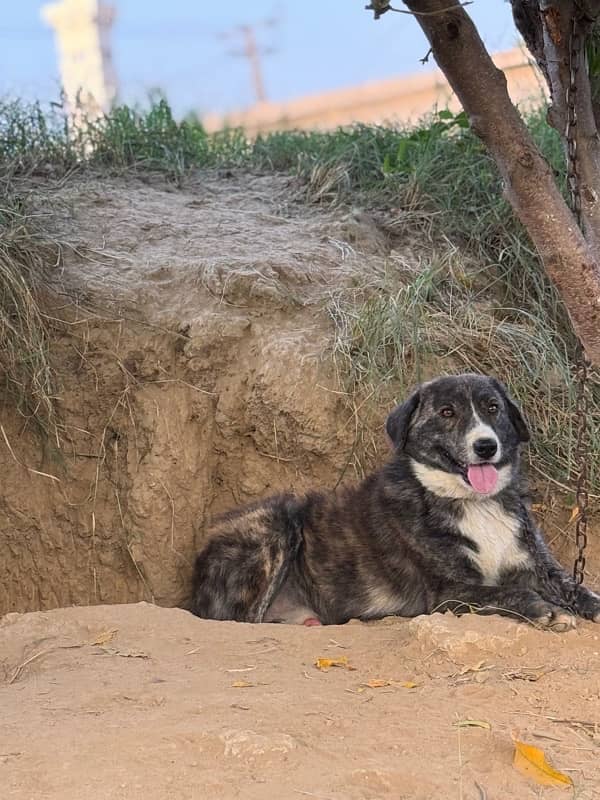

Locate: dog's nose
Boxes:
[473,437,498,460]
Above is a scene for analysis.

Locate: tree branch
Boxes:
[401,0,600,365]
[510,0,550,90]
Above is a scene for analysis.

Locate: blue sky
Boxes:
[1,1,518,116]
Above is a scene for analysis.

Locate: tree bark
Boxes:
[511,1,600,262]
[401,0,600,366]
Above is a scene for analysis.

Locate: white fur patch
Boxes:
[363,586,403,618]
[458,500,530,584]
[465,403,501,463]
[411,461,513,500]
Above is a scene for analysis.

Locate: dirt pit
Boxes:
[2,171,390,615]
[2,603,600,799]
[2,170,600,799]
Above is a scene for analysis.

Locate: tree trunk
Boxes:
[401,0,600,366]
[512,0,600,262]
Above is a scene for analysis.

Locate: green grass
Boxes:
[0,97,597,491]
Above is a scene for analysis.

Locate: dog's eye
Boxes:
[488,402,499,414]
[440,407,454,418]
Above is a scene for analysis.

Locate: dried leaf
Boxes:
[363,679,390,688]
[231,680,254,688]
[91,629,118,646]
[225,665,256,673]
[504,669,545,682]
[360,679,419,690]
[315,656,349,671]
[458,660,489,675]
[568,506,579,524]
[455,719,491,730]
[513,739,573,788]
[97,647,148,659]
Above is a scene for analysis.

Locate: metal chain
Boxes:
[566,14,582,227]
[573,348,590,583]
[565,12,590,585]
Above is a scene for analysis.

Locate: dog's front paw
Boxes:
[530,602,577,633]
[575,588,600,622]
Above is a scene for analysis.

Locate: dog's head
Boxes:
[386,374,529,499]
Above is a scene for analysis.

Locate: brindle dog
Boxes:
[190,374,600,631]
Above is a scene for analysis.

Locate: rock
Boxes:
[408,612,528,660]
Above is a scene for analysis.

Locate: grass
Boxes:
[0,96,597,491]
[329,256,597,490]
[0,187,59,441]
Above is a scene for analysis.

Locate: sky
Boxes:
[0,1,518,117]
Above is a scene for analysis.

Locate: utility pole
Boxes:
[239,24,267,104]
[221,17,280,105]
[42,0,117,125]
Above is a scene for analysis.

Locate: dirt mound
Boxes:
[2,602,599,799]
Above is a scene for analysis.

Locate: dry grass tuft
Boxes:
[330,253,600,493]
[0,188,59,441]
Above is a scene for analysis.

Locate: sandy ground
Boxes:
[2,603,599,800]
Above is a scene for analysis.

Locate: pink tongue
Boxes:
[467,464,498,494]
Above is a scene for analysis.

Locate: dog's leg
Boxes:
[190,530,295,623]
[433,583,577,631]
[190,499,303,623]
[190,534,278,622]
[523,511,600,623]
[533,549,600,622]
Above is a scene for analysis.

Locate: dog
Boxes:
[190,374,600,631]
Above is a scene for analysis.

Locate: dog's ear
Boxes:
[386,389,420,450]
[491,378,530,443]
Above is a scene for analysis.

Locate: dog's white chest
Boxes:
[458,501,530,584]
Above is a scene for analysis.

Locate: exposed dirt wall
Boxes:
[1,173,383,614]
[1,171,598,616]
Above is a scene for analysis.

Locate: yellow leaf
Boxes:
[569,506,579,524]
[513,739,573,789]
[399,681,418,689]
[455,719,491,730]
[315,656,349,671]
[231,680,254,688]
[91,628,118,646]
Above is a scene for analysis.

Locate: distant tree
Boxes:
[367,0,600,366]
